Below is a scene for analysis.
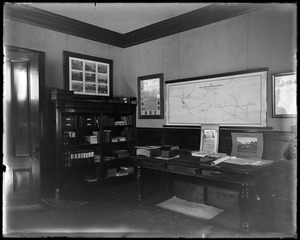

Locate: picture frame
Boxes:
[272,72,297,118]
[165,69,268,127]
[199,124,220,153]
[137,73,164,119]
[63,51,113,98]
[231,132,264,159]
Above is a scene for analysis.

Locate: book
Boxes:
[136,146,161,158]
[191,151,209,157]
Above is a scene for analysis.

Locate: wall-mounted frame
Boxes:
[63,51,113,98]
[137,73,164,119]
[272,72,297,118]
[165,69,268,127]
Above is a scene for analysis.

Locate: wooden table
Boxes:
[131,155,280,232]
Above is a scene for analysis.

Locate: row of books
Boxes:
[62,150,95,167]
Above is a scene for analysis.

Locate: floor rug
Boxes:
[156,196,223,220]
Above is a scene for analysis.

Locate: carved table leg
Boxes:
[239,183,252,232]
[137,166,143,201]
[264,177,275,231]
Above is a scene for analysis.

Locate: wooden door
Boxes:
[3,47,43,206]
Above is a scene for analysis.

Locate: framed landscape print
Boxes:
[137,73,164,119]
[63,51,113,98]
[272,72,297,118]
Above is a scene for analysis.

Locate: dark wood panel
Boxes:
[136,128,293,160]
[13,169,33,193]
[11,60,31,157]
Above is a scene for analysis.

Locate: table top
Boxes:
[131,154,279,175]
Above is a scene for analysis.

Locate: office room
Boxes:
[3,2,297,238]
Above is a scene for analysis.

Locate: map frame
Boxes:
[165,69,268,127]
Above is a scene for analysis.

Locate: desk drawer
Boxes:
[79,115,98,128]
[62,114,77,128]
[201,170,241,181]
[140,160,167,170]
[167,165,197,175]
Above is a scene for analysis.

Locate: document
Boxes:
[210,156,230,166]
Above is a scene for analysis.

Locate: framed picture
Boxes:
[231,132,264,159]
[137,73,164,119]
[272,72,297,118]
[165,69,268,127]
[200,124,220,153]
[63,51,113,98]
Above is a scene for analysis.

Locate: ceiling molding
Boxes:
[4,3,270,48]
[4,4,123,47]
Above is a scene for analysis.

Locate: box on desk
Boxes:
[161,150,176,158]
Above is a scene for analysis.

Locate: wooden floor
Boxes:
[3,170,297,238]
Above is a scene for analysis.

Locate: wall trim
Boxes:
[4,3,270,48]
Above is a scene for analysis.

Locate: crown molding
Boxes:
[4,3,270,48]
[4,3,124,47]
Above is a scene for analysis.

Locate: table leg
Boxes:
[137,166,143,201]
[239,183,252,232]
[264,178,275,231]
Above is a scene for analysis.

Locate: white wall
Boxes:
[3,19,128,98]
[124,4,296,131]
[4,4,296,131]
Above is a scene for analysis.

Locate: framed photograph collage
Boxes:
[64,51,113,98]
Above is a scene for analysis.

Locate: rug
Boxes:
[156,196,223,220]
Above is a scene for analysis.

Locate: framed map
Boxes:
[165,69,267,127]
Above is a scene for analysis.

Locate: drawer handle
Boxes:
[86,118,92,120]
[66,118,71,120]
[87,123,91,126]
[66,123,71,126]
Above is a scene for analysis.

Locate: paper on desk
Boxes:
[210,156,230,166]
[225,157,273,166]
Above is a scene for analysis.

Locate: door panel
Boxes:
[3,47,42,206]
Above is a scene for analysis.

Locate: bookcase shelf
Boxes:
[49,89,136,199]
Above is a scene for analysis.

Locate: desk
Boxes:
[131,155,279,232]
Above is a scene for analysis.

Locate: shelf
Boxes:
[50,92,136,198]
[62,143,99,149]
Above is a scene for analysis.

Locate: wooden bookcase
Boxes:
[49,90,136,199]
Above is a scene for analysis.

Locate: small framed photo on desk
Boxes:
[200,124,220,153]
[231,132,263,159]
